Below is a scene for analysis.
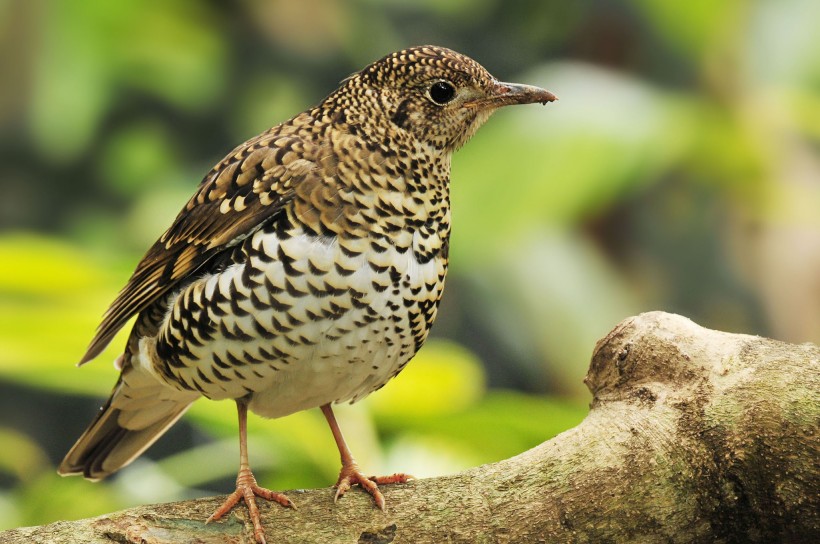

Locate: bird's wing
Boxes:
[80,130,323,364]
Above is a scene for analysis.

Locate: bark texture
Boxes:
[4,312,819,543]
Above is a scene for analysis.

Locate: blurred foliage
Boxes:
[1,0,820,531]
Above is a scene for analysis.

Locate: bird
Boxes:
[58,45,556,543]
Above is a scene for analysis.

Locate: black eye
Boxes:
[428,81,456,105]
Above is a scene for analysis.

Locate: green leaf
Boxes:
[0,233,130,395]
[366,339,486,418]
[451,62,694,265]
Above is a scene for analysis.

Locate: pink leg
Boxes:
[321,403,413,511]
[207,400,294,544]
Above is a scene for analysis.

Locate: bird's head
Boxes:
[327,45,556,153]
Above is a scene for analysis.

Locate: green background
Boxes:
[1,0,819,529]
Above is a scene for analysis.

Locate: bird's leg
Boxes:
[321,403,413,510]
[207,399,294,544]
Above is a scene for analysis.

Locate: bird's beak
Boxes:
[466,81,557,109]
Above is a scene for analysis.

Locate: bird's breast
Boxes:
[149,216,449,419]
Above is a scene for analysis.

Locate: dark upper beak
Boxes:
[467,81,557,108]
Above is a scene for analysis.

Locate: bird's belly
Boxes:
[246,320,397,418]
[151,229,447,419]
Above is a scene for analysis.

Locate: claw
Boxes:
[321,404,414,512]
[206,468,294,544]
[333,462,413,511]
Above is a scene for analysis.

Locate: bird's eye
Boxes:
[428,81,456,105]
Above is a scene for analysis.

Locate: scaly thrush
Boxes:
[59,45,556,543]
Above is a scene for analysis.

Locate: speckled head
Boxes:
[327,45,556,152]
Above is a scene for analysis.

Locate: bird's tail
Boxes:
[58,361,197,480]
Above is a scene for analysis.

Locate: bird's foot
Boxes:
[333,462,413,511]
[206,467,294,544]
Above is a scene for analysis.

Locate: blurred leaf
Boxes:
[0,428,48,483]
[366,339,486,418]
[0,233,131,395]
[746,0,820,87]
[383,434,484,478]
[375,390,587,467]
[789,89,820,141]
[230,73,315,138]
[464,230,638,396]
[10,471,123,528]
[0,429,125,529]
[112,0,226,110]
[684,101,768,203]
[29,0,226,161]
[634,0,746,61]
[362,0,494,19]
[97,121,181,197]
[242,0,349,56]
[29,1,110,161]
[451,62,694,265]
[123,185,194,249]
[0,234,108,298]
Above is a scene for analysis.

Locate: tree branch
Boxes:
[4,312,819,543]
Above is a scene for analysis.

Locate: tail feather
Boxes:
[59,365,197,480]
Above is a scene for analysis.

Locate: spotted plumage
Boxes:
[59,45,555,543]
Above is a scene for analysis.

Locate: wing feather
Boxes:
[79,130,321,364]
